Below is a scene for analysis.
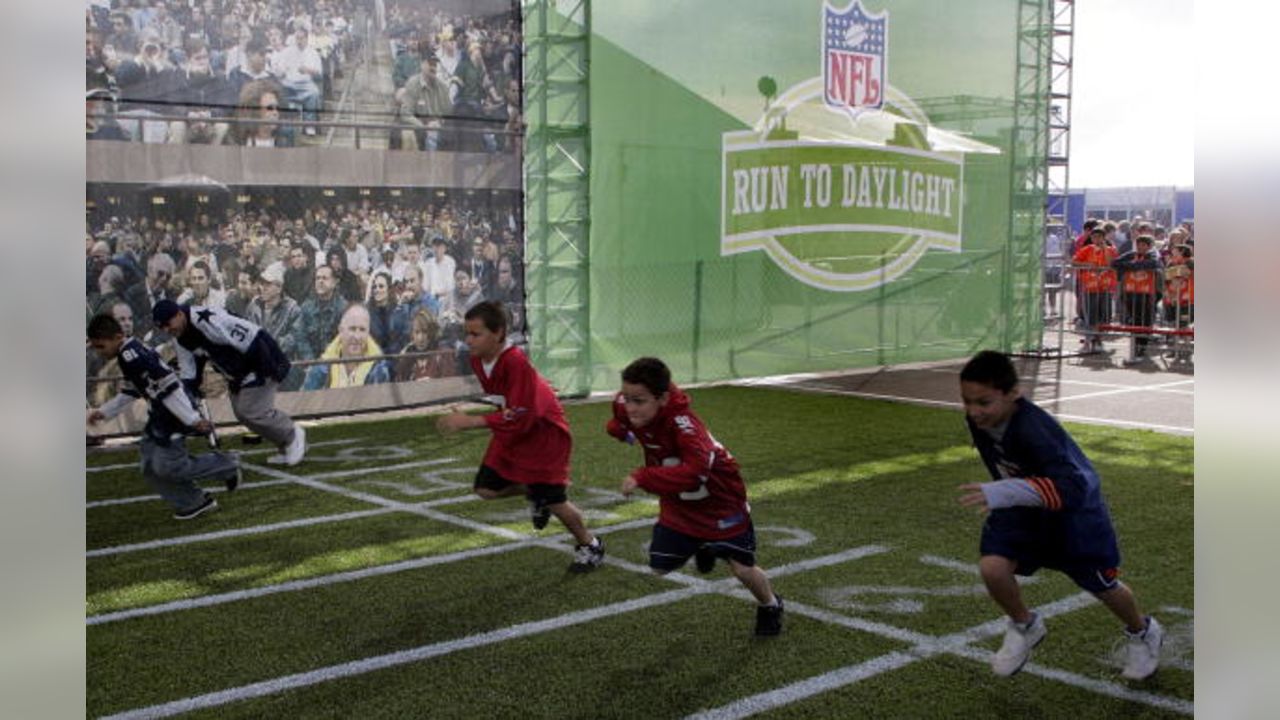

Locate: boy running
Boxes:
[437,301,605,572]
[610,357,783,636]
[86,313,240,519]
[957,350,1162,678]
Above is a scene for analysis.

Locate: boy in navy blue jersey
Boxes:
[87,313,240,519]
[957,350,1162,679]
[609,357,783,636]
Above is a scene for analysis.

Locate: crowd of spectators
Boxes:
[86,0,359,144]
[86,191,526,399]
[1064,217,1195,356]
[386,2,523,153]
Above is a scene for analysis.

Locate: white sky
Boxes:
[1069,0,1194,189]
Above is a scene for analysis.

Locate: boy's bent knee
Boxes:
[979,554,1018,578]
[474,487,501,500]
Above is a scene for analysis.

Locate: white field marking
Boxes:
[917,554,1040,584]
[87,459,463,510]
[692,590,1191,719]
[87,515,658,626]
[304,458,456,481]
[949,646,1195,715]
[99,545,892,718]
[784,384,1194,435]
[87,508,399,558]
[87,480,292,508]
[100,584,728,720]
[1039,379,1194,405]
[756,526,816,547]
[356,468,473,496]
[86,438,363,474]
[301,444,415,463]
[921,367,1196,395]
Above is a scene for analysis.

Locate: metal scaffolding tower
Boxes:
[523,0,592,395]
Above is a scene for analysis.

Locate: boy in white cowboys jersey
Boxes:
[151,299,306,466]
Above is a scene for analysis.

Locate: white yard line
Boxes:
[1040,379,1194,405]
[87,508,400,558]
[86,438,363,474]
[87,516,659,625]
[98,546,891,719]
[87,480,292,508]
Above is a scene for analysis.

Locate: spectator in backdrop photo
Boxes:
[303,303,392,389]
[282,242,314,303]
[167,38,233,145]
[228,37,278,100]
[229,78,295,147]
[125,252,177,340]
[394,308,455,382]
[177,260,227,308]
[224,262,258,317]
[296,264,348,360]
[388,264,440,353]
[441,268,484,321]
[324,247,364,303]
[398,54,451,151]
[425,234,456,302]
[245,262,302,360]
[364,269,396,352]
[273,25,324,135]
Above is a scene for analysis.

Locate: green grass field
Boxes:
[86,386,1193,719]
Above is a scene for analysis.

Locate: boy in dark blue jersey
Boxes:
[87,313,240,519]
[957,350,1163,680]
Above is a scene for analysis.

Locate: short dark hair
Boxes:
[464,300,508,337]
[960,350,1018,393]
[87,313,124,340]
[622,357,671,397]
[1135,234,1155,247]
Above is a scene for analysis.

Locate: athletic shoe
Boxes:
[694,544,716,574]
[755,595,784,637]
[1121,616,1164,680]
[225,462,242,493]
[283,426,307,466]
[173,494,219,520]
[992,613,1046,676]
[569,538,605,573]
[530,498,551,530]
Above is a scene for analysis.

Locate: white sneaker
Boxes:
[1121,616,1163,680]
[283,426,307,466]
[992,613,1046,676]
[266,452,287,465]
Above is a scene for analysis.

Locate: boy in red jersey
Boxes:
[610,357,783,636]
[437,301,604,572]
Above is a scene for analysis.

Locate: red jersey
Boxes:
[470,345,571,485]
[606,384,751,539]
[1073,243,1118,292]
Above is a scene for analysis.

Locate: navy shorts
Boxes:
[473,465,567,505]
[649,522,757,572]
[980,508,1121,594]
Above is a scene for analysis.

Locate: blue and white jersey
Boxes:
[113,337,202,440]
[172,305,291,391]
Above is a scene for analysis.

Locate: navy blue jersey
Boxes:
[967,397,1120,566]
[172,305,291,392]
[115,337,200,440]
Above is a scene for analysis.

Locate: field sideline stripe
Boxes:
[783,384,1193,435]
[98,545,891,718]
[86,438,363,474]
[86,517,657,625]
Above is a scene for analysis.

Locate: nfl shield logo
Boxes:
[823,0,888,111]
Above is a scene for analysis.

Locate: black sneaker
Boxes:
[755,595,784,637]
[530,499,551,530]
[569,537,605,573]
[694,544,716,574]
[225,463,242,493]
[174,493,219,520]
